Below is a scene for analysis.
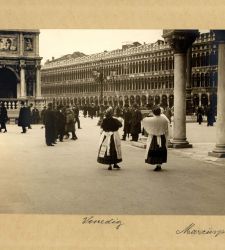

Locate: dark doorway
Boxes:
[0,68,18,98]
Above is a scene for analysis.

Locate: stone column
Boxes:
[209,31,225,157]
[20,61,26,98]
[35,63,42,99]
[186,48,192,114]
[163,30,199,148]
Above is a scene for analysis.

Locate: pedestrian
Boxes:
[44,103,56,146]
[122,104,132,140]
[205,105,216,126]
[32,107,40,124]
[65,107,78,140]
[18,101,30,133]
[97,106,122,170]
[130,103,142,141]
[56,106,66,142]
[196,106,204,125]
[143,106,169,171]
[27,103,33,129]
[73,105,81,129]
[0,102,8,133]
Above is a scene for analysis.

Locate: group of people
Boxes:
[97,104,170,172]
[196,105,216,126]
[42,103,80,146]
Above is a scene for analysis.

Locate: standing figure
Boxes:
[0,103,8,133]
[44,103,56,146]
[32,107,40,124]
[143,106,169,171]
[205,105,216,126]
[130,104,142,141]
[73,105,81,129]
[18,101,30,133]
[65,107,77,140]
[163,106,173,123]
[196,106,204,125]
[122,104,132,140]
[27,103,33,129]
[56,106,66,142]
[97,107,122,170]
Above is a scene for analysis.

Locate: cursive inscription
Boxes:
[82,216,124,230]
[176,223,225,237]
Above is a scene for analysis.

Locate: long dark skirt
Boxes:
[97,135,122,165]
[145,135,167,165]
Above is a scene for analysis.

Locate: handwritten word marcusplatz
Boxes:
[176,223,225,237]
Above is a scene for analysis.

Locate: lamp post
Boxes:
[93,59,104,125]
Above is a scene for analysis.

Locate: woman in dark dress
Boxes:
[142,106,169,171]
[97,107,122,170]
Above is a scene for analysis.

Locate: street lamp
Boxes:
[93,59,104,125]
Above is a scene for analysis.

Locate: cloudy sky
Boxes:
[39,29,163,64]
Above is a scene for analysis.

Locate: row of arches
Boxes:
[41,76,175,96]
[41,56,174,84]
[46,92,217,112]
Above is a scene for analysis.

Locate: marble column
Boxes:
[20,61,26,98]
[35,64,42,99]
[209,31,225,157]
[163,30,199,148]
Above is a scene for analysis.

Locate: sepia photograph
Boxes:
[1,0,225,249]
[1,29,225,215]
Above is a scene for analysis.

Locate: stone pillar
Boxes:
[209,30,225,158]
[186,48,192,114]
[20,61,26,98]
[35,63,42,99]
[163,30,199,148]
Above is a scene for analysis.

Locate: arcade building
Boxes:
[41,30,218,114]
[0,29,42,117]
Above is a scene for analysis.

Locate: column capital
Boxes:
[20,60,26,69]
[163,29,199,54]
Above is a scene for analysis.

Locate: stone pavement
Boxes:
[0,117,225,215]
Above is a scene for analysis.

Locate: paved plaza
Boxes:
[0,117,225,215]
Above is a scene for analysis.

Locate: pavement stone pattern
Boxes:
[0,117,225,215]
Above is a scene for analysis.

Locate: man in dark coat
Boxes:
[196,106,204,125]
[130,104,142,141]
[205,105,216,126]
[44,103,56,146]
[122,104,132,140]
[73,105,81,129]
[0,102,8,133]
[56,106,66,142]
[18,101,30,133]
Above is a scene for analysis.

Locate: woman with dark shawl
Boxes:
[142,106,169,171]
[97,107,122,170]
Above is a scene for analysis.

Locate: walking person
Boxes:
[18,101,30,133]
[44,103,56,146]
[130,103,142,141]
[0,102,8,133]
[142,106,169,171]
[65,107,78,140]
[73,105,81,129]
[205,105,216,126]
[56,106,66,142]
[122,104,132,140]
[97,107,122,170]
[196,106,204,125]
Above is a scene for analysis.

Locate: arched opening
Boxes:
[0,67,18,98]
[169,95,174,108]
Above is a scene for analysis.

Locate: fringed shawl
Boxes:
[143,115,169,136]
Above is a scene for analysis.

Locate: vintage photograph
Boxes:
[0,29,225,217]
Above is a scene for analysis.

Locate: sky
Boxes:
[39,29,163,64]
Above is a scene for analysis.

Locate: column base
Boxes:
[168,139,192,148]
[208,145,225,158]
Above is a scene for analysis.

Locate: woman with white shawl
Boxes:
[142,106,169,171]
[97,107,122,170]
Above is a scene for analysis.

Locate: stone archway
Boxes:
[0,67,18,98]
